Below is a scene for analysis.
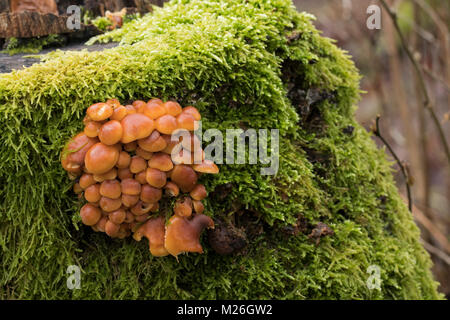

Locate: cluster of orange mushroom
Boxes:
[61,98,219,257]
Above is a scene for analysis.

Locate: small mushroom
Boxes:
[192,160,219,174]
[176,112,197,131]
[121,178,141,195]
[138,131,167,152]
[84,121,102,138]
[129,156,147,174]
[100,180,121,199]
[141,101,167,119]
[80,204,102,226]
[145,168,167,188]
[182,106,201,121]
[99,197,122,212]
[61,133,98,174]
[140,184,163,203]
[84,184,101,203]
[192,200,205,214]
[124,104,137,115]
[135,213,150,223]
[190,184,207,200]
[163,101,182,116]
[116,151,131,169]
[111,105,128,121]
[133,217,169,257]
[148,98,163,105]
[124,211,135,223]
[105,220,120,237]
[106,99,121,109]
[155,115,178,135]
[73,183,83,194]
[134,170,148,184]
[117,167,133,180]
[79,173,95,189]
[135,147,153,160]
[87,103,113,121]
[164,214,214,257]
[170,164,198,193]
[132,100,147,113]
[93,168,117,182]
[161,134,179,154]
[122,194,140,207]
[98,120,123,145]
[131,201,153,215]
[109,208,126,224]
[163,181,179,197]
[94,216,108,232]
[148,153,173,172]
[85,143,120,175]
[123,141,137,152]
[120,113,155,144]
[173,197,193,217]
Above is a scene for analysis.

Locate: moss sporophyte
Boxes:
[0,0,443,299]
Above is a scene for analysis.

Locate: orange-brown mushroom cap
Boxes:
[192,200,205,214]
[141,101,166,119]
[87,103,113,121]
[100,180,121,199]
[163,101,182,116]
[182,106,201,121]
[98,120,123,145]
[85,143,120,175]
[163,181,179,197]
[174,197,193,217]
[140,184,163,203]
[138,130,167,152]
[61,133,98,174]
[155,115,178,135]
[190,184,207,200]
[120,113,155,144]
[80,203,102,226]
[133,217,169,257]
[84,183,101,203]
[121,178,141,195]
[164,214,214,257]
[170,164,198,193]
[145,168,167,188]
[192,160,219,174]
[148,153,174,172]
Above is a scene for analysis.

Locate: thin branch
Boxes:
[372,115,412,212]
[423,66,450,92]
[421,240,450,266]
[379,0,450,165]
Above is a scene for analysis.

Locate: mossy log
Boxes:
[0,0,443,299]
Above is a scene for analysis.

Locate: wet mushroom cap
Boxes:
[99,120,123,145]
[129,156,147,174]
[190,184,207,200]
[131,201,153,215]
[164,214,214,256]
[182,106,201,121]
[176,112,197,131]
[192,160,219,174]
[141,102,167,119]
[93,168,117,182]
[116,151,131,169]
[80,204,102,226]
[163,181,179,197]
[109,209,126,224]
[79,173,96,189]
[117,167,133,180]
[61,133,98,174]
[105,220,120,237]
[120,113,155,144]
[100,180,121,199]
[170,164,198,192]
[163,101,182,116]
[133,217,168,256]
[85,143,120,174]
[192,200,205,214]
[84,121,102,138]
[99,197,122,212]
[140,184,163,203]
[135,147,153,160]
[121,178,141,195]
[87,103,113,121]
[145,168,167,188]
[121,194,140,207]
[135,170,148,184]
[148,153,173,172]
[155,115,178,134]
[174,197,193,217]
[111,105,128,121]
[84,184,101,203]
[138,130,167,152]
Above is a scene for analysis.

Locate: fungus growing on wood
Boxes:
[164,214,215,256]
[61,98,219,258]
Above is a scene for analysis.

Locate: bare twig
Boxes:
[372,115,412,212]
[421,240,450,266]
[423,66,450,92]
[379,0,450,165]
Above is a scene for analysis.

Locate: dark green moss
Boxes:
[0,0,442,299]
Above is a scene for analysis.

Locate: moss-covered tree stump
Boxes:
[0,0,442,299]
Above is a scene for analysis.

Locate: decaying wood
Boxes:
[0,11,83,38]
[10,0,58,15]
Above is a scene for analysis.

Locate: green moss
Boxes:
[1,34,65,56]
[0,0,442,299]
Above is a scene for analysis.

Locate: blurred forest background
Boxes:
[293,0,449,296]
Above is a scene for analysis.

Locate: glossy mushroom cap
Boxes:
[84,184,101,203]
[173,197,193,217]
[141,102,167,119]
[79,173,95,189]
[164,214,214,257]
[155,115,177,135]
[87,103,113,121]
[120,113,155,144]
[148,153,174,172]
[61,133,98,174]
[163,181,179,197]
[170,164,198,193]
[109,209,126,224]
[99,120,123,145]
[192,200,205,214]
[100,197,122,212]
[84,121,102,138]
[163,101,182,116]
[80,204,102,226]
[133,217,169,256]
[129,156,147,174]
[100,180,121,199]
[121,178,141,195]
[140,184,162,203]
[138,130,167,152]
[190,184,207,200]
[192,160,219,174]
[145,168,167,188]
[116,151,131,169]
[182,106,201,121]
[85,143,120,174]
